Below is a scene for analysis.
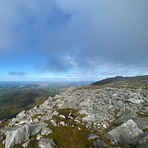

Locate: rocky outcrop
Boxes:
[1,83,148,147]
[5,123,49,148]
[95,139,107,148]
[5,125,30,148]
[133,117,148,130]
[29,123,47,136]
[38,138,57,148]
[106,119,143,145]
[136,134,148,148]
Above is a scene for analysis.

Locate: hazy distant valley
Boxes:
[0,76,148,148]
[0,81,91,120]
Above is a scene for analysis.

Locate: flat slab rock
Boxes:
[133,117,148,130]
[136,134,148,148]
[5,123,47,148]
[106,119,143,145]
[39,138,57,148]
[5,125,30,148]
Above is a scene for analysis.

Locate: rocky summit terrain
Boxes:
[0,75,148,148]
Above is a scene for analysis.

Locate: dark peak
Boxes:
[91,75,148,86]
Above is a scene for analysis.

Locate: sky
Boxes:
[0,0,148,81]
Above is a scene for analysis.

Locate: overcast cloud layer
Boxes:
[0,0,148,80]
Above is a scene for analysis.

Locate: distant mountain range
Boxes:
[91,75,148,86]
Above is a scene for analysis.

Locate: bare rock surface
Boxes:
[5,124,30,148]
[106,119,143,145]
[1,78,148,147]
[136,134,148,148]
[38,138,57,148]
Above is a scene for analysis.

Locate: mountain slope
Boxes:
[91,75,148,89]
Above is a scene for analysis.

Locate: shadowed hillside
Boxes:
[91,75,148,89]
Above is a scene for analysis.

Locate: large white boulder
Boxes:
[5,125,30,148]
[106,119,143,145]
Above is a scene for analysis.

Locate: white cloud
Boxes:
[0,0,148,78]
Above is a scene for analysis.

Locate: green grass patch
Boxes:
[44,126,93,148]
[136,112,148,117]
[11,144,23,148]
[143,128,148,132]
[0,142,4,148]
[0,120,9,130]
[58,108,79,118]
[43,108,96,148]
[27,137,39,148]
[31,114,42,119]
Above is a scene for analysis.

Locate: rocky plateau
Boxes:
[0,76,148,148]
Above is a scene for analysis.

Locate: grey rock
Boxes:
[79,101,89,107]
[128,98,144,105]
[106,119,143,145]
[22,140,30,148]
[87,133,99,140]
[133,117,148,130]
[48,96,53,102]
[40,115,52,121]
[85,122,92,128]
[114,111,137,125]
[50,120,57,126]
[95,139,107,148]
[5,124,30,148]
[41,127,52,135]
[29,123,47,136]
[144,106,148,112]
[59,121,65,126]
[0,134,4,141]
[36,134,42,140]
[52,111,59,116]
[136,134,148,148]
[39,100,49,110]
[16,110,26,120]
[59,114,66,119]
[39,138,57,148]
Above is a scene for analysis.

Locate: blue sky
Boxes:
[0,0,148,81]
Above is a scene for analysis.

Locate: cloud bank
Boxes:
[9,71,28,76]
[0,0,148,79]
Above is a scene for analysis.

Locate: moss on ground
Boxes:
[44,126,94,148]
[27,138,39,148]
[1,108,133,148]
[136,111,148,117]
[0,120,9,130]
[12,144,23,148]
[43,108,96,148]
[0,142,4,148]
[31,114,42,119]
[143,128,148,132]
[57,108,79,118]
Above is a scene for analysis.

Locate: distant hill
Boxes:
[91,75,148,86]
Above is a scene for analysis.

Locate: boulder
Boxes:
[29,123,47,136]
[136,134,148,148]
[41,127,52,135]
[5,123,48,148]
[0,134,4,141]
[5,124,30,148]
[95,139,107,148]
[133,117,148,130]
[59,114,66,119]
[87,133,99,140]
[106,119,143,145]
[16,110,26,120]
[22,140,30,148]
[39,138,57,148]
[50,120,57,126]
